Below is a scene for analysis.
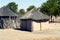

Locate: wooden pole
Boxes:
[14,16,17,28]
[9,16,11,28]
[40,22,42,31]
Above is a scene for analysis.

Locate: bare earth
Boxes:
[0,29,60,40]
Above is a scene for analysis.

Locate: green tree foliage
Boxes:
[27,5,35,11]
[7,2,18,13]
[39,0,60,21]
[19,9,25,14]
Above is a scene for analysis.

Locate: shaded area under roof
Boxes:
[0,6,18,16]
[20,8,50,20]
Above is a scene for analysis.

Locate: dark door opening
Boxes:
[0,19,3,29]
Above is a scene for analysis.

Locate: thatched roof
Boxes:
[0,6,18,16]
[20,8,50,20]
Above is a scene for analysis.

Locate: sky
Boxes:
[0,0,47,11]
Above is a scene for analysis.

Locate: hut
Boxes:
[0,6,19,29]
[20,8,50,32]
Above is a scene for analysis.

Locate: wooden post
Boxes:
[9,16,11,28]
[40,22,42,31]
[14,16,17,28]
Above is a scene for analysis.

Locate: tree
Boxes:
[27,5,35,11]
[7,2,18,13]
[19,9,25,14]
[39,0,60,21]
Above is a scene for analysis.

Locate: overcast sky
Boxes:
[0,0,47,11]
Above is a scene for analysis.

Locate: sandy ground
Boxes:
[0,29,60,40]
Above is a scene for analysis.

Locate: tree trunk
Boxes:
[51,15,52,22]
